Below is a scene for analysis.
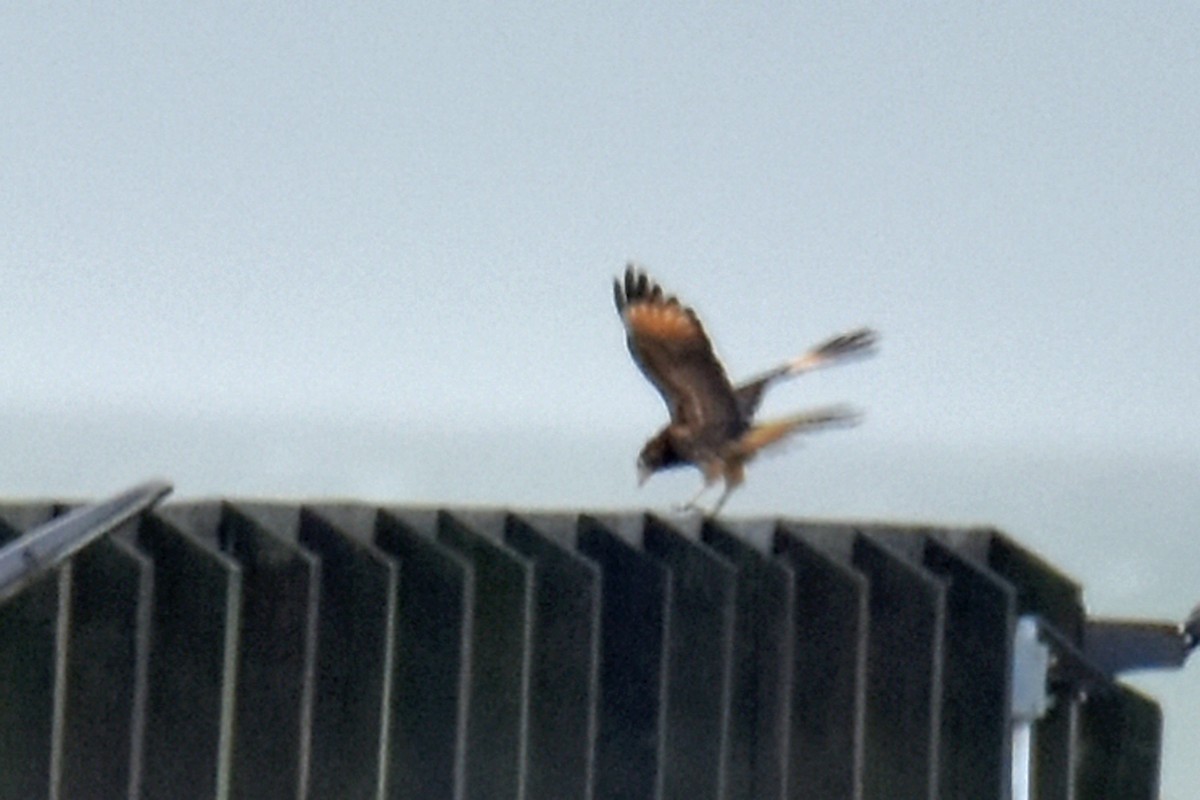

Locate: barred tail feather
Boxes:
[734,328,878,418]
[786,328,879,375]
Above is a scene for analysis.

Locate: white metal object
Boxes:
[1010,615,1051,800]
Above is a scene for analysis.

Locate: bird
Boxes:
[613,263,877,514]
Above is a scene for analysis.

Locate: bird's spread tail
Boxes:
[731,405,862,459]
[735,328,877,418]
[789,328,878,374]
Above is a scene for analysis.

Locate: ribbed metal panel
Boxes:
[133,512,241,800]
[701,522,793,800]
[503,514,600,800]
[375,509,473,800]
[436,511,533,800]
[0,503,61,800]
[643,516,737,800]
[922,537,1015,800]
[773,524,867,800]
[59,531,152,800]
[0,502,1167,800]
[577,515,671,800]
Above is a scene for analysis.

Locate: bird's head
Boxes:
[636,431,685,487]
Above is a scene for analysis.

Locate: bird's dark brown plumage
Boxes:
[614,263,877,513]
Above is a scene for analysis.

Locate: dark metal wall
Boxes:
[0,502,1162,800]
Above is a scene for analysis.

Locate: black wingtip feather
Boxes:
[621,263,657,303]
[624,264,638,301]
[815,328,879,359]
[617,263,678,310]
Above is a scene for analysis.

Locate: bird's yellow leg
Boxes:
[710,486,735,516]
[708,462,746,516]
[676,462,723,513]
[675,480,716,514]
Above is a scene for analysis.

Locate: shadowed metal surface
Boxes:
[922,538,1015,800]
[643,516,737,800]
[701,521,793,800]
[297,507,397,800]
[504,515,600,800]
[577,515,670,800]
[774,524,868,800]
[436,512,533,800]
[58,532,152,800]
[159,503,320,800]
[375,509,473,800]
[0,503,61,800]
[0,501,1175,800]
[130,512,241,800]
[852,533,946,800]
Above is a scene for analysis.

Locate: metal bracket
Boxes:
[1084,604,1200,676]
[1009,604,1197,800]
[0,479,172,603]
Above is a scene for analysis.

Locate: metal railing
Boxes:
[0,483,1191,800]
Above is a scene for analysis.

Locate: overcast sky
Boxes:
[3,4,1197,794]
[4,4,1198,449]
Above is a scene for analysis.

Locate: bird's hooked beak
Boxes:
[637,462,652,488]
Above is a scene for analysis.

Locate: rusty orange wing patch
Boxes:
[614,264,741,429]
[624,298,704,344]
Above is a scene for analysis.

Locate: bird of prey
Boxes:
[614,264,877,514]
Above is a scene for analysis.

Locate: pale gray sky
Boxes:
[4,4,1198,447]
[2,4,1198,794]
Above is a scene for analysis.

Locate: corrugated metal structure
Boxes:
[0,488,1181,800]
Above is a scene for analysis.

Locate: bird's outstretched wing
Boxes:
[729,404,862,459]
[614,265,741,429]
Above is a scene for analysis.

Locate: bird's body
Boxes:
[613,265,876,514]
